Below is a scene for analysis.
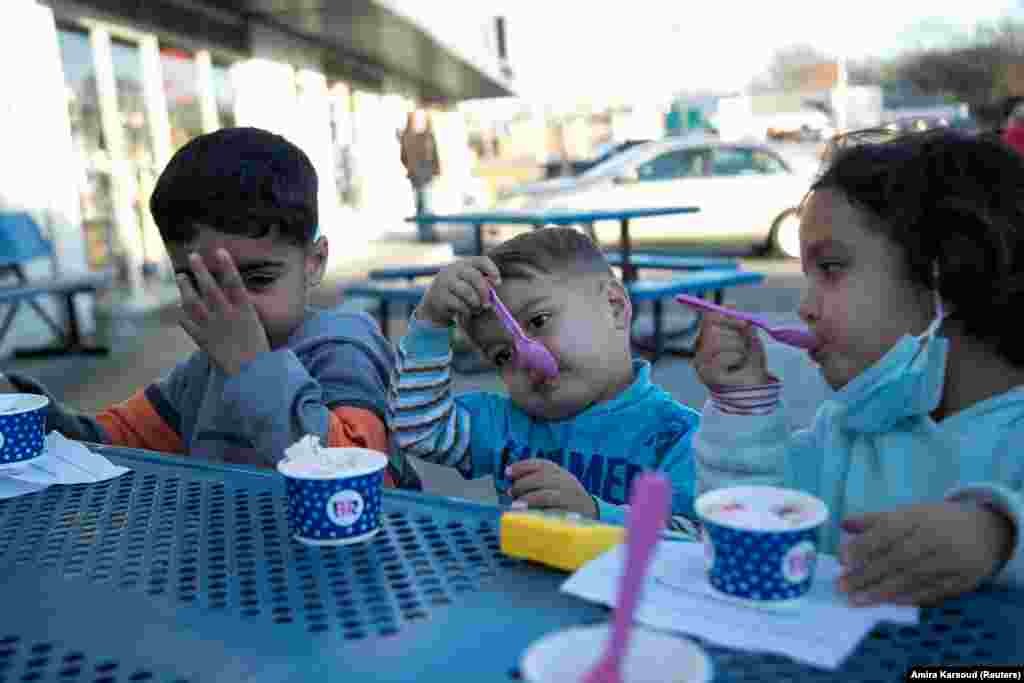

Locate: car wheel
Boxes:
[769,209,802,259]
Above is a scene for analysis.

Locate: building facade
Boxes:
[0,0,512,356]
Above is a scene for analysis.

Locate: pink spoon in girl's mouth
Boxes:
[675,294,819,350]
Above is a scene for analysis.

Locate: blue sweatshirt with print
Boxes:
[388,316,701,527]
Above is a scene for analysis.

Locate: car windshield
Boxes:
[579,143,668,180]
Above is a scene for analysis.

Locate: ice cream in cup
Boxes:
[0,394,48,469]
[277,436,388,546]
[695,485,828,609]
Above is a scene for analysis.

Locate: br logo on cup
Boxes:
[782,540,816,584]
[327,490,365,527]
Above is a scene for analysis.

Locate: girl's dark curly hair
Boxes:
[810,127,1024,366]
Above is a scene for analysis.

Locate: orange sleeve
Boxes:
[95,389,185,454]
[326,406,396,488]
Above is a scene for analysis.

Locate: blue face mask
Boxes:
[832,301,948,434]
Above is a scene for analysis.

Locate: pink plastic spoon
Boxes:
[488,288,560,381]
[675,293,818,350]
[582,472,671,683]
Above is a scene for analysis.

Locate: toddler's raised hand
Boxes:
[693,312,773,387]
[416,256,501,328]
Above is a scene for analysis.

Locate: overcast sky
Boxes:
[494,0,1023,101]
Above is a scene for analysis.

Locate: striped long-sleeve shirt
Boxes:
[387,316,702,528]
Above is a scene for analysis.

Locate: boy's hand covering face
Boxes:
[836,501,1016,607]
[176,249,271,376]
[506,459,599,518]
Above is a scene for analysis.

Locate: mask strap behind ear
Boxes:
[933,260,945,320]
[924,260,945,338]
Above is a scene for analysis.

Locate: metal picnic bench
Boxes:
[0,211,114,357]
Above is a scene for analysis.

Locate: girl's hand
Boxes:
[837,502,1016,607]
[693,312,773,387]
[416,256,501,328]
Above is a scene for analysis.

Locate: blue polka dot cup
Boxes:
[0,394,48,467]
[278,447,387,546]
[695,485,828,610]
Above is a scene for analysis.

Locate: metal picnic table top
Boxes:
[407,207,700,280]
[1,444,1021,682]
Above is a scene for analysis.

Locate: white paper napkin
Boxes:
[0,432,130,498]
[561,541,919,671]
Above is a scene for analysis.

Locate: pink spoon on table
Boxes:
[582,472,671,683]
[675,293,818,350]
[488,288,560,381]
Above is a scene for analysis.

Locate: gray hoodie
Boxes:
[8,308,395,468]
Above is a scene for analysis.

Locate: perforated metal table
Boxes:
[1,445,1021,682]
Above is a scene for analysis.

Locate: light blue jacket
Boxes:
[388,316,701,526]
[695,386,1024,588]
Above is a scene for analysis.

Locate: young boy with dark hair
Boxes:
[4,127,397,483]
[388,227,700,527]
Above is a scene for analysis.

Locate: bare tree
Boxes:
[894,18,1024,106]
[750,44,832,93]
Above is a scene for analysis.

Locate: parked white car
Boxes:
[493,135,813,257]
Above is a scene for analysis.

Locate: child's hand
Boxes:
[176,249,271,376]
[693,312,772,387]
[506,459,598,518]
[837,502,1016,607]
[416,257,501,328]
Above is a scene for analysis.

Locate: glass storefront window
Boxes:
[160,45,203,150]
[212,61,236,128]
[57,24,114,270]
[111,37,153,168]
[329,82,356,205]
[111,38,163,272]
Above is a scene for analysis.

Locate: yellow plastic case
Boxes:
[499,509,626,572]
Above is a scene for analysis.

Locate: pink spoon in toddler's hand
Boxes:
[675,293,818,350]
[488,288,559,381]
[581,472,671,683]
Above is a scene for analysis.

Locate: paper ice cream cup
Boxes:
[0,394,48,468]
[277,447,387,546]
[520,624,713,683]
[695,485,828,609]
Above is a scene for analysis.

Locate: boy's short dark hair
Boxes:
[149,127,318,246]
[485,227,614,281]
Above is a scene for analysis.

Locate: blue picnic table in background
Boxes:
[0,443,1021,682]
[407,206,701,283]
[345,207,763,362]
